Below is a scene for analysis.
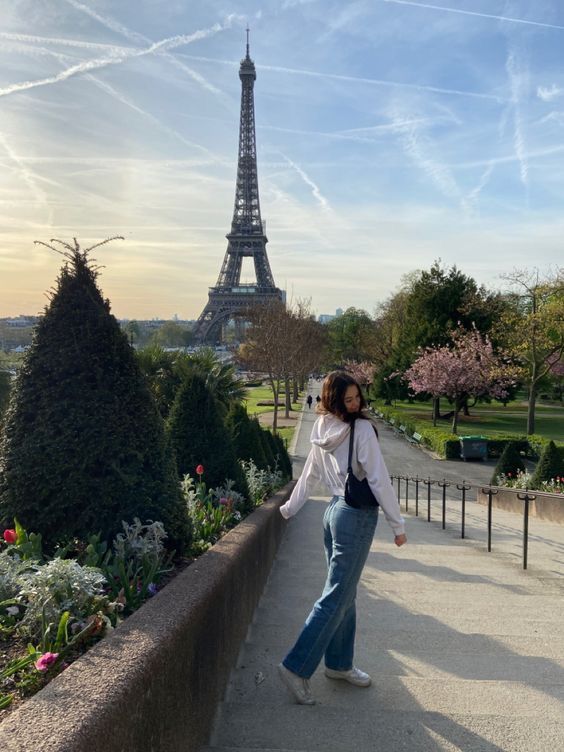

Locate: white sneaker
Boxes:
[277,663,316,705]
[324,666,371,687]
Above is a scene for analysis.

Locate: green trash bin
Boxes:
[459,435,488,461]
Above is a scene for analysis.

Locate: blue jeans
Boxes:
[282,495,379,679]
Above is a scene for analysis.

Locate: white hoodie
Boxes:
[280,413,405,536]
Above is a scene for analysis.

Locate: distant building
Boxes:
[318,308,344,324]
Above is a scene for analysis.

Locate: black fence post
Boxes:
[404,476,409,512]
[423,477,434,522]
[437,479,450,530]
[480,487,498,552]
[411,476,420,517]
[456,481,471,539]
[517,490,536,570]
[396,475,401,501]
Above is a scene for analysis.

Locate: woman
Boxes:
[278,371,407,705]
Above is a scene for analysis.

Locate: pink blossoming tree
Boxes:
[404,327,518,434]
[344,360,376,388]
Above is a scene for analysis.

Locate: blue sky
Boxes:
[1,0,563,320]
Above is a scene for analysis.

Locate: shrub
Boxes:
[0,240,189,553]
[270,432,293,478]
[491,441,525,485]
[167,373,248,496]
[225,403,268,469]
[531,440,564,488]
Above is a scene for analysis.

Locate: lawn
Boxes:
[243,383,302,450]
[377,398,564,442]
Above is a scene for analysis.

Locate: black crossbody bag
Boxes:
[344,419,379,509]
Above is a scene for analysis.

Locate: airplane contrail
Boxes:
[382,0,564,31]
[0,20,235,98]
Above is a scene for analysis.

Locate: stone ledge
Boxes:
[476,487,564,525]
[0,482,294,752]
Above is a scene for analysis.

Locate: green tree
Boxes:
[150,320,193,348]
[138,346,247,420]
[0,239,189,552]
[166,373,248,496]
[373,262,510,412]
[499,269,564,435]
[325,308,376,365]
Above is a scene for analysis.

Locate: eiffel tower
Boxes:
[193,32,283,343]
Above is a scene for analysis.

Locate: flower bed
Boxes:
[0,460,287,714]
[0,483,293,752]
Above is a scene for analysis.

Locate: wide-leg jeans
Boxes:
[282,495,379,679]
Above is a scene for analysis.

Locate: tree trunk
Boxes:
[292,377,299,403]
[462,396,470,416]
[432,396,440,427]
[284,378,291,418]
[527,379,537,435]
[270,377,279,434]
[451,399,460,434]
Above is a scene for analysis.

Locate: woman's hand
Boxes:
[394,533,407,547]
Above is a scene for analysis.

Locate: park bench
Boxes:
[389,418,396,427]
[399,424,406,434]
[407,431,423,445]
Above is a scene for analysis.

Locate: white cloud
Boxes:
[537,84,564,102]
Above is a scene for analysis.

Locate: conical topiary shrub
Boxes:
[167,373,248,496]
[226,403,268,469]
[259,426,277,469]
[491,441,526,485]
[531,440,564,488]
[0,239,190,552]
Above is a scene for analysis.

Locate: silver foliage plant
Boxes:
[241,459,284,505]
[16,558,108,638]
[112,518,167,566]
[0,551,31,602]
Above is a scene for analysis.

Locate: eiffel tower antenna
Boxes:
[193,33,283,343]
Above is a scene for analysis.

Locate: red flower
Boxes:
[3,529,17,544]
[195,464,204,476]
[507,472,512,478]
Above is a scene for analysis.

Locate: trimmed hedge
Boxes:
[371,402,564,462]
[374,404,459,459]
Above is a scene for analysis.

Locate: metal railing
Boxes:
[389,474,538,570]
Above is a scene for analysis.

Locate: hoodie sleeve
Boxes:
[356,421,405,535]
[279,446,321,519]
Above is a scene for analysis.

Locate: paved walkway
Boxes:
[202,384,564,752]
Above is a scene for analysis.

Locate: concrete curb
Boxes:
[0,483,294,752]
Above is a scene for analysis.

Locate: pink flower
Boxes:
[3,529,17,544]
[195,464,204,476]
[35,652,59,672]
[219,497,229,506]
[507,472,512,478]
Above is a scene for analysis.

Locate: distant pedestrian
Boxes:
[277,371,406,705]
[316,395,321,404]
[306,394,313,409]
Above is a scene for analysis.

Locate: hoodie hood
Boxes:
[310,413,351,452]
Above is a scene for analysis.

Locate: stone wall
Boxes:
[476,487,564,525]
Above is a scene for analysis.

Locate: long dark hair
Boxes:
[317,370,367,423]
